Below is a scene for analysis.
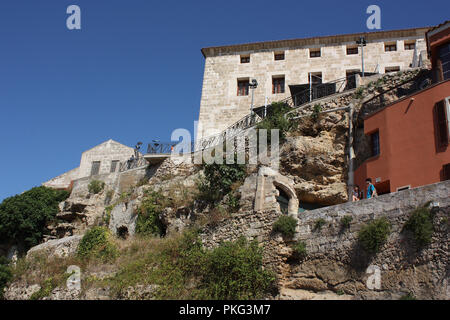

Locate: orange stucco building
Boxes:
[354,21,450,196]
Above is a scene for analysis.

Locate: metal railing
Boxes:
[147,142,177,154]
[119,156,148,172]
[196,74,361,151]
[362,70,432,117]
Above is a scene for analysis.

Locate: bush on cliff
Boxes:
[135,190,166,237]
[0,186,70,251]
[404,206,434,247]
[358,217,391,253]
[88,180,105,194]
[0,256,12,300]
[256,102,294,143]
[272,215,297,238]
[198,162,246,204]
[77,226,118,261]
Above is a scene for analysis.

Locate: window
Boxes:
[385,66,400,73]
[397,186,410,192]
[240,55,250,63]
[309,49,321,58]
[90,161,101,176]
[404,41,415,50]
[272,76,285,94]
[370,131,380,157]
[434,99,449,147]
[274,52,285,61]
[308,72,322,84]
[237,79,249,96]
[385,43,397,52]
[443,163,450,181]
[346,46,358,55]
[438,43,450,81]
[110,160,119,173]
[345,70,360,89]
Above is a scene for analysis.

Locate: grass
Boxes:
[404,206,434,247]
[314,218,326,231]
[272,215,297,238]
[358,217,391,254]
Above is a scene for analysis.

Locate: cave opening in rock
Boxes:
[117,226,129,239]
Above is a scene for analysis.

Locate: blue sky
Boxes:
[0,0,448,201]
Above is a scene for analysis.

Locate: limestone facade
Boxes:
[43,139,135,189]
[197,27,429,140]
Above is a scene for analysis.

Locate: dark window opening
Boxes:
[240,55,250,63]
[370,131,380,157]
[397,186,410,192]
[275,52,285,60]
[346,46,358,55]
[385,43,397,52]
[435,100,449,147]
[443,163,450,181]
[90,161,101,176]
[310,49,321,58]
[404,42,415,50]
[439,43,450,81]
[110,160,119,173]
[272,77,285,94]
[237,79,249,96]
[276,187,290,215]
[345,70,360,89]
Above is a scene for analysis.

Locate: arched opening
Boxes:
[275,186,290,214]
[117,226,129,239]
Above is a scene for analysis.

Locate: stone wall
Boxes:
[197,32,427,140]
[200,180,450,299]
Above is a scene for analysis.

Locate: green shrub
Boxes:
[29,277,57,300]
[292,241,307,259]
[198,162,246,205]
[135,190,166,237]
[226,192,241,213]
[272,215,297,238]
[88,180,105,194]
[77,226,118,261]
[358,217,391,253]
[341,216,353,229]
[354,87,365,99]
[311,104,322,121]
[0,257,12,300]
[314,218,326,231]
[0,186,70,251]
[404,207,433,247]
[256,102,294,143]
[400,292,416,300]
[200,237,275,300]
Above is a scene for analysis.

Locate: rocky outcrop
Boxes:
[26,235,83,258]
[281,112,349,205]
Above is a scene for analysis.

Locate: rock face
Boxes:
[109,200,138,238]
[26,235,83,259]
[200,180,450,300]
[281,112,349,205]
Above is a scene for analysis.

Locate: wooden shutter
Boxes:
[435,100,449,147]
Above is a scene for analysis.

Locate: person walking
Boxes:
[366,178,378,199]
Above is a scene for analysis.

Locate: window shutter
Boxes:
[435,100,449,147]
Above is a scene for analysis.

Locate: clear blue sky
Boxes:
[0,0,447,201]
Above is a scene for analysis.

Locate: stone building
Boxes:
[43,139,135,189]
[197,27,429,141]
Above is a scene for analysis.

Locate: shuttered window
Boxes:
[371,131,380,157]
[90,161,101,176]
[443,164,450,181]
[435,100,449,147]
[272,77,285,94]
[110,160,119,173]
[237,79,249,96]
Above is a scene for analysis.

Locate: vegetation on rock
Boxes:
[77,226,118,262]
[0,257,12,300]
[88,180,105,194]
[404,206,434,247]
[0,186,70,251]
[272,215,297,238]
[135,190,166,237]
[358,217,391,253]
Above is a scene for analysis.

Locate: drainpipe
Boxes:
[347,103,355,202]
